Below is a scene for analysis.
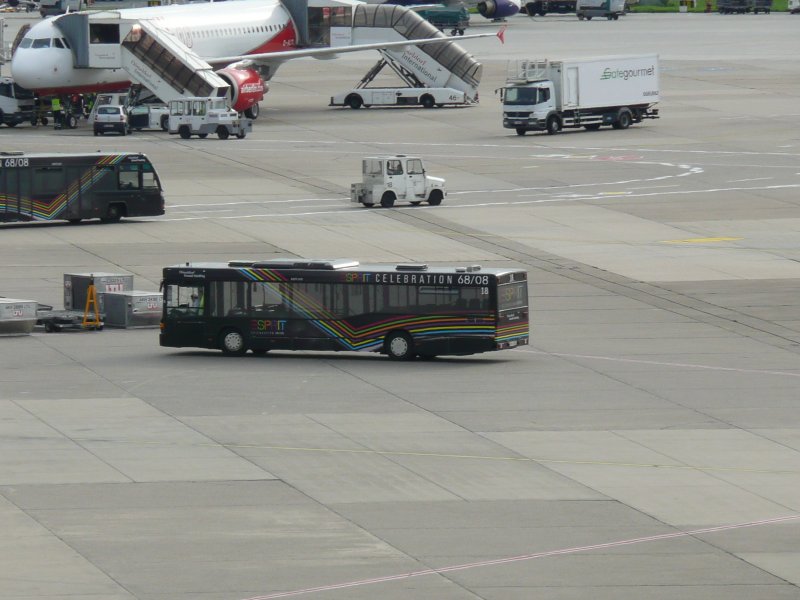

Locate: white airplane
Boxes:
[11,0,501,116]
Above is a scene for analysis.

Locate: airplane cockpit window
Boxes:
[19,38,32,49]
[62,37,71,49]
[54,38,65,49]
[31,38,52,49]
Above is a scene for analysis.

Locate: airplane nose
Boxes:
[11,50,39,89]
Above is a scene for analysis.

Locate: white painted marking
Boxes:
[727,177,772,183]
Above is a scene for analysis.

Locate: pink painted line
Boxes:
[242,514,800,599]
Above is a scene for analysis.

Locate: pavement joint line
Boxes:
[522,348,800,379]
[240,514,800,599]
[69,438,800,475]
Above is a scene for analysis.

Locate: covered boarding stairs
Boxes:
[54,13,230,104]
[350,4,482,101]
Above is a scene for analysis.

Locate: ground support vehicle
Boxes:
[576,0,625,19]
[414,5,470,35]
[752,0,771,12]
[525,0,576,15]
[168,98,252,140]
[790,0,799,13]
[350,155,446,208]
[128,104,170,131]
[717,0,753,11]
[93,104,130,136]
[0,151,165,224]
[331,87,470,109]
[500,55,659,136]
[160,259,529,359]
[0,77,35,127]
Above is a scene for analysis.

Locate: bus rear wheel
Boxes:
[220,329,247,356]
[385,331,415,361]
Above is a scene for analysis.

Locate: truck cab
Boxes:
[351,156,446,208]
[501,81,559,135]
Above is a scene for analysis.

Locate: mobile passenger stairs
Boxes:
[48,1,481,116]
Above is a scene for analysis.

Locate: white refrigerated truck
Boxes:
[500,55,660,136]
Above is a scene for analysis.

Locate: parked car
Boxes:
[93,105,130,136]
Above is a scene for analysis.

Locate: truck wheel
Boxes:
[427,189,443,206]
[67,114,77,129]
[380,192,396,208]
[198,133,208,139]
[0,109,4,125]
[421,95,435,109]
[385,331,414,360]
[161,115,169,131]
[515,127,527,136]
[217,126,230,140]
[613,13,619,18]
[546,116,561,135]
[613,109,632,130]
[586,15,593,19]
[179,125,191,139]
[236,130,246,139]
[347,95,363,110]
[220,328,247,356]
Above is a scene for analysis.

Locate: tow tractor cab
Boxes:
[168,97,252,140]
[351,155,445,208]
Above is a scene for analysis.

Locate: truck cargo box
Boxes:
[64,272,134,313]
[513,54,659,111]
[102,291,163,328]
[0,298,37,335]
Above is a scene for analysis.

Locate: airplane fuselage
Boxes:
[12,0,296,94]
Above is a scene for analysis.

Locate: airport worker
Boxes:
[52,96,62,129]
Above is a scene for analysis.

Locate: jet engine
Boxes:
[476,0,521,18]
[216,67,267,119]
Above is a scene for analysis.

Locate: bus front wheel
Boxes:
[385,331,414,361]
[220,329,247,356]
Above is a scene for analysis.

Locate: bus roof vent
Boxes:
[396,263,428,271]
[228,260,256,267]
[455,267,467,273]
[0,151,24,156]
[248,259,359,270]
[466,265,482,272]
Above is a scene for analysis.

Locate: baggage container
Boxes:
[0,298,37,335]
[64,273,133,313]
[102,291,163,328]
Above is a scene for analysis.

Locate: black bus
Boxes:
[0,151,164,224]
[160,259,529,360]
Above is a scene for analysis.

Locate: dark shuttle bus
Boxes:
[0,151,164,224]
[160,259,529,360]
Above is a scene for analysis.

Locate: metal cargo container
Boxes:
[0,298,38,335]
[64,272,134,313]
[102,291,163,328]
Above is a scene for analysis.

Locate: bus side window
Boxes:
[118,165,140,190]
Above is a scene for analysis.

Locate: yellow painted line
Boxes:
[662,236,742,244]
[73,438,800,475]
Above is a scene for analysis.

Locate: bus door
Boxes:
[64,166,84,221]
[2,166,21,221]
[164,283,207,347]
[496,278,529,347]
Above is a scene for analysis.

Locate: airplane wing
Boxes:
[210,28,504,68]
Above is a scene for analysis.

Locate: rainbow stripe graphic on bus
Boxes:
[496,321,529,344]
[0,154,125,221]
[240,267,498,351]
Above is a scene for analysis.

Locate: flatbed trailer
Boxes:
[414,5,470,35]
[36,305,104,332]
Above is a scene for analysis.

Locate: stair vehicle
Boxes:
[351,155,445,208]
[576,0,625,18]
[0,77,35,127]
[500,55,659,136]
[331,86,470,109]
[167,98,252,140]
